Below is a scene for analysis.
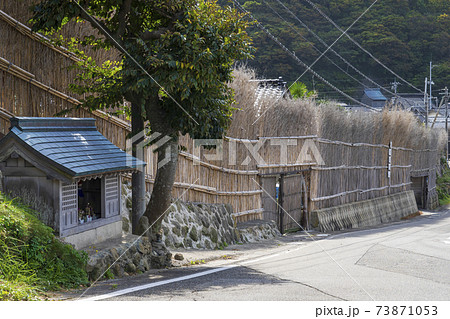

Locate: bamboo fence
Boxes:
[0,6,444,225]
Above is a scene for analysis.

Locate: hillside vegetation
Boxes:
[0,193,88,300]
[224,0,449,101]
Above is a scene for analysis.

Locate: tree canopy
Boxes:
[224,0,449,101]
[32,0,254,139]
[31,0,254,238]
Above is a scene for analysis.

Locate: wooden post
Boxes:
[388,141,392,195]
[279,174,284,234]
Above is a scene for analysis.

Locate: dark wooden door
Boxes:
[280,174,307,233]
[261,176,278,224]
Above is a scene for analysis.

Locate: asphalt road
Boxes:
[70,209,450,301]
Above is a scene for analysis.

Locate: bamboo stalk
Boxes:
[0,9,81,62]
[231,208,264,218]
[0,56,131,131]
[259,135,318,140]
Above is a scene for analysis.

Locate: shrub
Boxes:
[0,193,88,300]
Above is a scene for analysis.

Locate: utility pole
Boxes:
[430,61,433,111]
[440,87,449,163]
[425,62,438,127]
[425,77,428,127]
[391,78,401,107]
[390,78,401,94]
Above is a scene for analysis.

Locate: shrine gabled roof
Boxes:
[0,117,145,179]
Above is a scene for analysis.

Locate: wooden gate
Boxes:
[261,176,278,224]
[260,172,309,233]
[411,176,428,209]
[279,174,309,233]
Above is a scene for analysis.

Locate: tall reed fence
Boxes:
[225,68,446,214]
[183,132,439,213]
[310,138,438,210]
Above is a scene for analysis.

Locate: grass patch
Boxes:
[436,159,450,206]
[283,227,302,234]
[0,192,88,300]
[189,259,206,265]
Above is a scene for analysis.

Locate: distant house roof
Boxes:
[363,89,387,101]
[251,77,291,108]
[0,117,145,181]
[394,93,433,110]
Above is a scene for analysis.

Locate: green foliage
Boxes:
[221,0,450,101]
[216,241,228,250]
[289,82,316,99]
[0,193,88,300]
[103,269,115,280]
[0,280,39,301]
[436,160,450,206]
[31,0,255,140]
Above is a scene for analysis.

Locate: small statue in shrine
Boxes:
[78,209,85,224]
[85,203,93,222]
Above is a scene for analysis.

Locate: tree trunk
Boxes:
[131,101,146,234]
[142,94,179,242]
[143,134,179,241]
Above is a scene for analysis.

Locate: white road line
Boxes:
[444,237,450,245]
[240,247,302,265]
[81,266,237,301]
[80,246,303,301]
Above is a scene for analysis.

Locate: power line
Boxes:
[287,0,380,93]
[261,0,367,89]
[273,0,398,97]
[302,0,423,93]
[231,0,379,111]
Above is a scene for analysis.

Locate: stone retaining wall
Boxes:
[310,190,418,232]
[121,182,280,249]
[236,220,280,243]
[85,236,171,280]
[160,201,280,249]
[160,202,237,249]
[84,188,280,281]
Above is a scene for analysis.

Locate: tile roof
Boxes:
[5,117,145,177]
[363,89,387,101]
[252,78,290,108]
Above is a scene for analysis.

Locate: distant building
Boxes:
[393,93,438,125]
[394,93,427,110]
[361,88,387,108]
[251,77,291,109]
